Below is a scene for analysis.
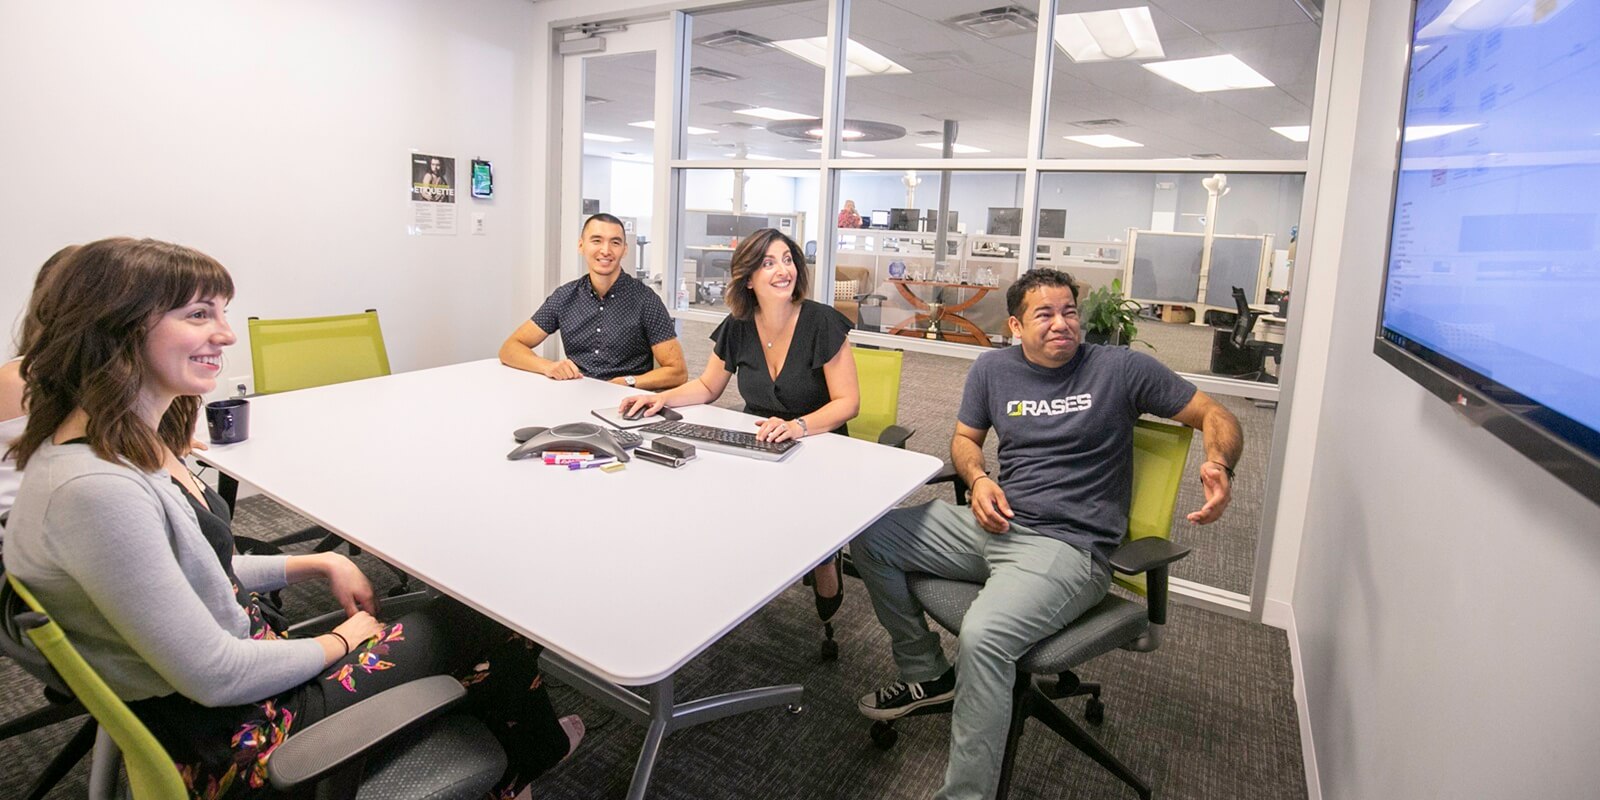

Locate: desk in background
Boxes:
[199,360,940,799]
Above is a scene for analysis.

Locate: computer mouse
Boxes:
[513,426,548,443]
[623,405,649,421]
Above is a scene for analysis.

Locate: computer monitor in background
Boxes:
[705,213,738,237]
[734,215,769,238]
[889,208,919,231]
[925,209,959,233]
[1037,209,1066,239]
[986,207,1023,236]
[869,210,890,228]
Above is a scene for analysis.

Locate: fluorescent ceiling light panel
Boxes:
[1054,7,1164,63]
[1405,123,1481,141]
[1143,54,1273,92]
[771,37,911,77]
[807,148,874,157]
[914,142,991,154]
[629,121,715,135]
[734,106,815,121]
[1064,134,1144,148]
[583,132,631,143]
[1271,125,1311,142]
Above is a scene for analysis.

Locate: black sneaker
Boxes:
[857,668,956,721]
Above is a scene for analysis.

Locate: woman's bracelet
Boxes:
[328,631,351,656]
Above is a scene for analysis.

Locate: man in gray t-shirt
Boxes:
[852,268,1243,800]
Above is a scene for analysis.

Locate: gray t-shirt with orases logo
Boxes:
[957,343,1196,565]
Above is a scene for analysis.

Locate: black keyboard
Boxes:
[640,420,800,462]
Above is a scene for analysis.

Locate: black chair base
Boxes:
[868,670,1151,800]
[16,718,96,800]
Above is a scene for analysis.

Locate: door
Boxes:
[556,18,676,304]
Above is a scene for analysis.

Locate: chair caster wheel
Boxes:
[1085,698,1105,725]
[870,721,898,750]
[786,704,804,715]
[820,638,839,661]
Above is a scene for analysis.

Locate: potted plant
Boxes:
[1079,279,1152,349]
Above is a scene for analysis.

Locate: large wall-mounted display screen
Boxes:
[1375,0,1600,504]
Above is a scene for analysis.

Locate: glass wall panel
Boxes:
[1158,390,1275,596]
[681,1,830,161]
[841,1,1039,159]
[1037,170,1303,380]
[1043,1,1318,160]
[833,170,1024,344]
[581,52,659,287]
[677,168,820,311]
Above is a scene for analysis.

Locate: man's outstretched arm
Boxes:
[1171,390,1243,524]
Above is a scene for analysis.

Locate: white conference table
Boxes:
[200,358,941,798]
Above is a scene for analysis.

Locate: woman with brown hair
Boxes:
[620,227,860,624]
[3,237,580,799]
[1,244,79,522]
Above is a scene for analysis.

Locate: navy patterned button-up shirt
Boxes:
[531,273,677,379]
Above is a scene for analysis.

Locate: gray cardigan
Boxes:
[3,441,325,706]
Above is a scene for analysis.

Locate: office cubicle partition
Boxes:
[1125,229,1274,311]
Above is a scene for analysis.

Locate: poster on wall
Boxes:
[408,152,456,235]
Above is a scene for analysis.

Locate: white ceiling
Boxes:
[580,0,1321,162]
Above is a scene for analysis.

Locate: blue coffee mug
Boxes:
[205,398,250,444]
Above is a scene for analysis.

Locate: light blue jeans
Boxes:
[852,500,1109,800]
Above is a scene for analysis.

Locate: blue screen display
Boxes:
[1381,0,1600,444]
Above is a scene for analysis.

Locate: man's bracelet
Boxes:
[1207,460,1236,481]
[970,474,995,488]
[329,631,351,656]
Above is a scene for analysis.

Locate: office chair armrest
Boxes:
[283,591,436,637]
[267,674,466,792]
[876,425,914,449]
[923,463,969,504]
[1111,539,1192,641]
[1107,537,1191,575]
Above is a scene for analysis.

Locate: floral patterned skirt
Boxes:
[130,596,570,800]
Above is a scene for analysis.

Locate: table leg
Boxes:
[539,652,805,799]
[628,681,673,800]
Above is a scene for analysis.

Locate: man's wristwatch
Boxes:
[624,375,636,387]
[793,417,808,436]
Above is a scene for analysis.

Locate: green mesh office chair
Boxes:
[248,310,392,396]
[809,348,919,661]
[849,347,914,449]
[0,565,95,800]
[215,310,413,592]
[4,574,505,800]
[871,419,1196,800]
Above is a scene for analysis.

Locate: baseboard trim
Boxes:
[1272,599,1321,800]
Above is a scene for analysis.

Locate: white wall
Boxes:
[0,0,539,387]
[1286,1,1600,797]
[582,155,614,212]
[1173,173,1304,244]
[1039,172,1160,241]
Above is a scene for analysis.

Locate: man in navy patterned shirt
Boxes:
[500,214,687,389]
